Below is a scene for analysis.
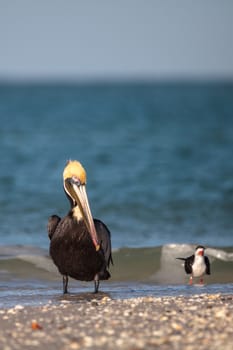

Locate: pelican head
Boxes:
[63,160,100,250]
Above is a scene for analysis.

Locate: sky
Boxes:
[1,1,233,81]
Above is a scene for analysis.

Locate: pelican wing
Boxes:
[48,215,61,240]
[94,219,113,267]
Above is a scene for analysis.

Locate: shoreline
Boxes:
[1,281,233,309]
[1,293,233,350]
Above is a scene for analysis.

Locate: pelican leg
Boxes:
[63,275,68,294]
[189,276,193,285]
[199,278,204,285]
[94,274,100,293]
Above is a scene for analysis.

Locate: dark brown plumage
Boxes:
[48,160,112,294]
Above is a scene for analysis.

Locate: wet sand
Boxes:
[0,293,232,350]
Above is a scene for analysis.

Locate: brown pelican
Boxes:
[48,160,112,293]
[176,245,210,285]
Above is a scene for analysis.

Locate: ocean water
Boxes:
[0,81,233,306]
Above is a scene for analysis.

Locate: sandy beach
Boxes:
[0,293,232,350]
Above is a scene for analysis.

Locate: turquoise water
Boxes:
[1,82,233,248]
[0,81,233,306]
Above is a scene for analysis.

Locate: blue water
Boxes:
[0,81,233,250]
[0,81,233,306]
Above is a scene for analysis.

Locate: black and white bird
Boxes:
[176,245,211,285]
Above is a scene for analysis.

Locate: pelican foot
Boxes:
[94,275,100,293]
[63,275,69,294]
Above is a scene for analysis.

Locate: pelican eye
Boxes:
[71,176,81,186]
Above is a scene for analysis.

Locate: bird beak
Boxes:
[65,178,100,251]
[198,250,204,256]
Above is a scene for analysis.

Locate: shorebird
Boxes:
[48,160,112,294]
[176,245,210,285]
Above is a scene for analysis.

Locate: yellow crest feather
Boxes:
[63,160,87,184]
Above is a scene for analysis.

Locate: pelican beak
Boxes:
[65,178,100,251]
